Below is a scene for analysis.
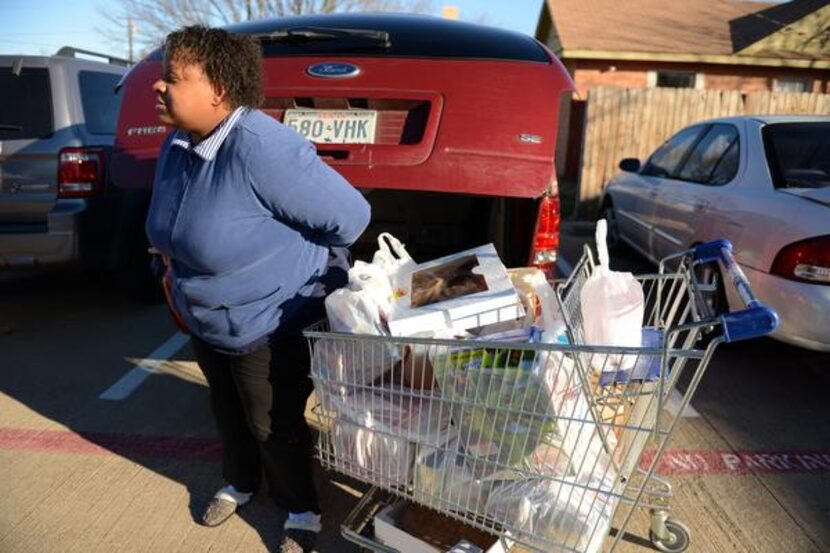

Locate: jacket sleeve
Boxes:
[246,133,371,247]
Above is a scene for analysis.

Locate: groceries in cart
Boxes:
[308,231,779,553]
[316,233,632,551]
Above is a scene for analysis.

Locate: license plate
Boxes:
[283,109,378,144]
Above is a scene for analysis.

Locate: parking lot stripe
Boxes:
[99,332,189,401]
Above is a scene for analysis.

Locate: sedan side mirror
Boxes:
[619,158,641,173]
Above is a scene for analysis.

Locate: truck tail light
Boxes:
[58,148,105,198]
[528,193,560,280]
[770,235,830,285]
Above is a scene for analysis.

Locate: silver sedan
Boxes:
[599,115,830,351]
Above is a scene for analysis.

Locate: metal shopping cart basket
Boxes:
[303,240,778,553]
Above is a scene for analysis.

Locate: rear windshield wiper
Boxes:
[0,124,22,132]
[257,26,391,48]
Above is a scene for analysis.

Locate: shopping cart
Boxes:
[303,240,778,553]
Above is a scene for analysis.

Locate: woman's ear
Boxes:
[212,84,229,109]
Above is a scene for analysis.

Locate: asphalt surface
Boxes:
[1,225,829,553]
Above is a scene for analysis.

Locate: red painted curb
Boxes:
[2,428,829,476]
[645,450,830,475]
[0,427,220,461]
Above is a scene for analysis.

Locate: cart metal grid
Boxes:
[304,240,778,553]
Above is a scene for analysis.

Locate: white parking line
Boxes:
[99,332,189,401]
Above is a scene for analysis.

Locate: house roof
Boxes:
[537,0,830,63]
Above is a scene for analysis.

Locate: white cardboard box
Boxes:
[387,244,524,337]
[373,502,509,553]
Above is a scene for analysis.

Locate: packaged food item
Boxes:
[396,345,436,391]
[432,326,557,471]
[374,501,504,553]
[387,244,525,337]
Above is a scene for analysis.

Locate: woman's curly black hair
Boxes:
[164,25,263,109]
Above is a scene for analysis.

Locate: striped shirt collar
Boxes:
[170,106,247,161]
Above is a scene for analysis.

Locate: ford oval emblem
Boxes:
[307,62,361,79]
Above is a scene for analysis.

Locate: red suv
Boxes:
[112,14,573,277]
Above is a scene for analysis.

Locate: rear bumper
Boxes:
[739,265,830,352]
[0,197,117,268]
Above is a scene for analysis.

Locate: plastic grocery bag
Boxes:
[330,417,414,486]
[506,273,618,484]
[580,219,644,373]
[325,287,386,336]
[320,385,455,447]
[348,260,394,316]
[413,438,494,513]
[321,260,403,389]
[372,232,417,292]
[485,477,613,553]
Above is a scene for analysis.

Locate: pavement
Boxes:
[1,224,829,553]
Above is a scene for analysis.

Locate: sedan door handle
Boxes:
[694,202,709,212]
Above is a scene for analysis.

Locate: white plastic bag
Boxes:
[331,417,414,486]
[413,438,492,513]
[485,477,613,553]
[325,288,385,336]
[580,219,644,373]
[320,385,455,446]
[322,288,402,389]
[371,232,417,291]
[347,260,394,317]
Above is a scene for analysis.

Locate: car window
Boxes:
[79,71,123,135]
[641,126,706,178]
[677,124,739,185]
[148,15,551,63]
[764,122,830,189]
[0,67,53,140]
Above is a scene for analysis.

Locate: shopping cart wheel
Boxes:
[649,517,690,553]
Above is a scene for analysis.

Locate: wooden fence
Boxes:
[575,87,830,217]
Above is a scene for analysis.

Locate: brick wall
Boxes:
[568,59,830,97]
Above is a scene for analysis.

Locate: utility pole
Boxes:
[127,17,136,64]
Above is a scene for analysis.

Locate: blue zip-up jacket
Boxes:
[146,108,370,352]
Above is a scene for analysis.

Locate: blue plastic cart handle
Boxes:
[693,240,780,343]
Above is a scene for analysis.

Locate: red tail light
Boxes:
[770,235,830,285]
[58,148,105,198]
[529,194,560,279]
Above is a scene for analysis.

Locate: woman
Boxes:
[146,25,371,553]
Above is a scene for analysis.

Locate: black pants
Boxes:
[191,333,320,514]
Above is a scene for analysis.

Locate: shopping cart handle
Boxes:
[693,239,733,264]
[721,306,779,343]
[693,240,779,342]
